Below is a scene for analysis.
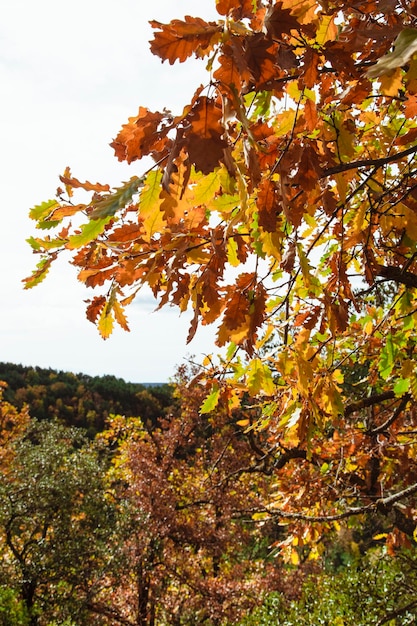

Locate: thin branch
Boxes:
[367,394,410,436]
[321,144,417,179]
[377,481,417,510]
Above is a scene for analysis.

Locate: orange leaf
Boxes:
[302,48,320,89]
[216,0,241,15]
[149,17,221,65]
[113,300,130,332]
[86,296,106,324]
[111,107,168,164]
[49,204,85,220]
[59,171,110,193]
[304,98,318,132]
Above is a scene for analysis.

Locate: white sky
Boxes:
[1,0,220,382]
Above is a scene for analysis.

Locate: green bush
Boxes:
[0,587,29,626]
[238,550,417,625]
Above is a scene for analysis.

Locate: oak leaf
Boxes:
[59,170,110,194]
[149,17,221,65]
[185,97,228,174]
[111,108,168,164]
[366,28,417,78]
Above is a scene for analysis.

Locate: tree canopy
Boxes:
[25,0,417,559]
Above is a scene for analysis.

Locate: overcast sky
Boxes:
[1,0,220,382]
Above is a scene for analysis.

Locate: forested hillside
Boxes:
[0,362,173,435]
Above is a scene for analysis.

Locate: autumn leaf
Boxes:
[111,108,169,164]
[86,296,106,323]
[366,28,417,78]
[98,310,114,339]
[185,96,228,174]
[149,17,221,64]
[67,216,112,249]
[200,384,220,414]
[89,177,144,219]
[29,199,60,222]
[22,255,55,289]
[59,170,110,194]
[246,358,275,396]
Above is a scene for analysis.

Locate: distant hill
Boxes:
[0,362,175,436]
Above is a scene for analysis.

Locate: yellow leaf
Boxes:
[316,14,338,46]
[226,237,240,267]
[246,358,275,396]
[379,67,403,96]
[290,549,300,565]
[113,300,130,332]
[139,170,165,241]
[98,306,114,339]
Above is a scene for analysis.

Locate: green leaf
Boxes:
[367,28,417,78]
[200,385,220,414]
[29,199,60,222]
[394,377,410,396]
[90,176,144,219]
[27,236,67,251]
[36,220,62,230]
[379,333,396,380]
[67,217,112,249]
[246,358,275,396]
[22,256,53,289]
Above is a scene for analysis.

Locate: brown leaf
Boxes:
[86,296,106,323]
[185,97,228,174]
[213,41,251,94]
[264,3,302,39]
[257,178,281,232]
[301,48,320,89]
[216,0,260,19]
[149,17,221,65]
[244,33,278,88]
[216,0,241,15]
[304,98,318,132]
[110,107,169,164]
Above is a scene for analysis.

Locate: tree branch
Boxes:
[345,391,396,417]
[367,394,410,435]
[321,144,417,179]
[376,264,417,288]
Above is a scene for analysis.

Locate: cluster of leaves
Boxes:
[238,548,417,625]
[25,0,417,566]
[0,362,173,434]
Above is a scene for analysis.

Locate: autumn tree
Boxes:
[98,364,297,626]
[25,1,417,555]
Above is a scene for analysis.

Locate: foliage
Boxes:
[97,364,291,625]
[238,548,417,625]
[0,415,124,625]
[0,586,29,626]
[25,0,417,578]
[0,362,174,434]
